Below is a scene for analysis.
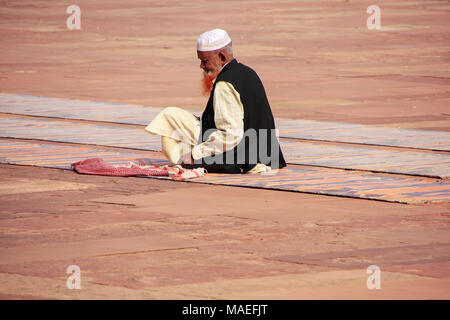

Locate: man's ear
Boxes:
[218,51,226,62]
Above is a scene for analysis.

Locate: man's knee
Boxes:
[160,106,186,120]
[161,136,180,164]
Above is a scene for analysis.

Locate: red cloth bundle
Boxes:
[71,158,205,180]
[72,158,169,177]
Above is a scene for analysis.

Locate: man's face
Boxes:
[197,50,221,75]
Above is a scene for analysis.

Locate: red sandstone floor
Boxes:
[0,0,449,299]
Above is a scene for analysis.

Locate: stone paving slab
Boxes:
[271,243,450,270]
[142,270,448,300]
[0,234,212,265]
[0,273,158,300]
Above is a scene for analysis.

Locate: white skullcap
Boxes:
[197,29,232,52]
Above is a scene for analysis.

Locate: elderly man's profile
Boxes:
[145,28,286,174]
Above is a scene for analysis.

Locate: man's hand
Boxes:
[179,152,194,165]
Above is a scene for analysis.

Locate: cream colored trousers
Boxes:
[145,107,201,165]
[145,107,271,173]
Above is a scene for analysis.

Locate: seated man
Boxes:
[145,28,286,174]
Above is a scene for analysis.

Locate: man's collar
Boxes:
[212,59,236,84]
[218,58,236,76]
[222,59,232,69]
[222,58,236,70]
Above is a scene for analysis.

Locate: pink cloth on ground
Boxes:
[71,158,205,180]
